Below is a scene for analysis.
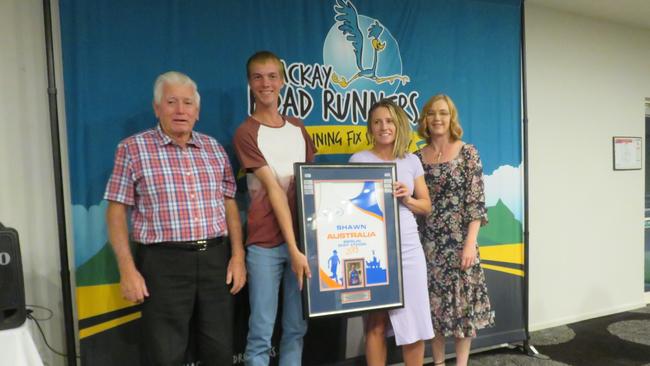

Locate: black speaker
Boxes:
[0,223,26,330]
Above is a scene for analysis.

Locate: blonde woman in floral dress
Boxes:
[415,94,494,366]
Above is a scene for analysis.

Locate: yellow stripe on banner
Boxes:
[306,125,371,155]
[480,243,524,265]
[481,263,524,277]
[77,284,137,320]
[79,312,141,339]
[305,125,425,155]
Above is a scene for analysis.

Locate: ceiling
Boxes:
[526,0,650,30]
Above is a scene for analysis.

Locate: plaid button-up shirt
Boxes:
[104,126,236,243]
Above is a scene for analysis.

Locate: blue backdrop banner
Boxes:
[59,0,524,364]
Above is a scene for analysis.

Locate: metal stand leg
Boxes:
[519,340,550,360]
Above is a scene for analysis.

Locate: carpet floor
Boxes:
[424,305,650,366]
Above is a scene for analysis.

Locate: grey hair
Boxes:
[153,71,201,107]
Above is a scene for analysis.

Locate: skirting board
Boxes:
[529,301,647,331]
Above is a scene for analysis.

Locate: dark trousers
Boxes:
[136,242,232,366]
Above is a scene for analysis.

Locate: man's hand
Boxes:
[251,166,311,289]
[226,255,247,295]
[107,201,148,304]
[289,249,311,290]
[120,266,149,303]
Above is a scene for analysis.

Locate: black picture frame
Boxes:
[294,163,404,318]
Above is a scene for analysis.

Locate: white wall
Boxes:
[526,4,650,330]
[0,1,73,365]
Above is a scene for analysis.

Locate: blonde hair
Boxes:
[417,94,463,142]
[246,50,285,80]
[367,99,412,159]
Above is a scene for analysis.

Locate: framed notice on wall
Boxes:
[613,136,642,170]
[294,163,404,318]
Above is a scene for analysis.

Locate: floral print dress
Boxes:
[415,144,495,338]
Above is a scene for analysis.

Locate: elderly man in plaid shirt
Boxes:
[104,71,245,366]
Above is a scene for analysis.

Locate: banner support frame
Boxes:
[42,0,78,364]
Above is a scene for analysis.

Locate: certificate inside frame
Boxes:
[612,136,642,170]
[294,163,404,318]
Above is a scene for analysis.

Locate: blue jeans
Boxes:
[245,244,307,366]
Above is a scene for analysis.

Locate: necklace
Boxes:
[430,145,443,163]
[429,141,453,163]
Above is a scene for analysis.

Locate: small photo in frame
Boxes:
[344,259,365,289]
